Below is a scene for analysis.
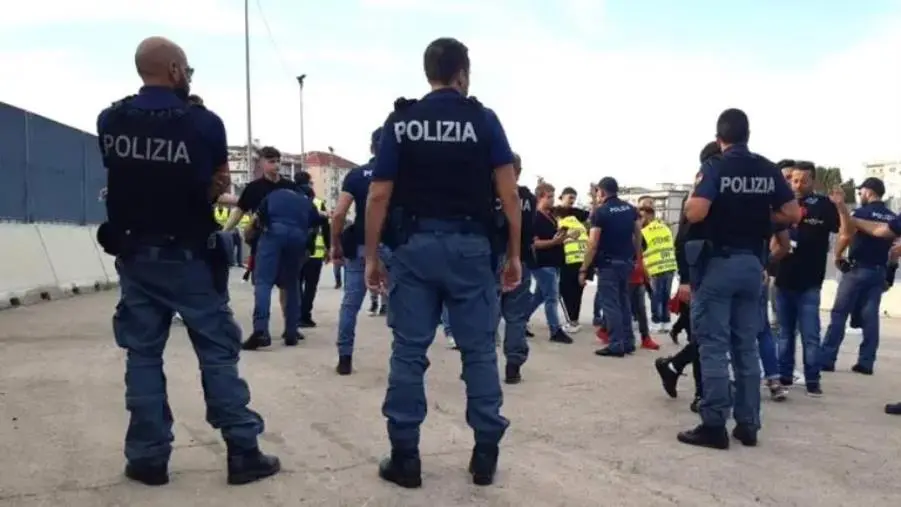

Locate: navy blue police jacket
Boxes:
[691,144,794,253]
[341,159,376,246]
[259,188,325,232]
[97,86,227,243]
[850,201,897,267]
[591,197,639,264]
[372,88,515,230]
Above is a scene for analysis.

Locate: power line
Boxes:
[253,0,295,78]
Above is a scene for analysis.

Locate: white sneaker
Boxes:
[658,323,670,333]
[563,323,581,333]
[446,336,458,349]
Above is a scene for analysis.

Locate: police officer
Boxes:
[678,109,799,449]
[364,37,522,488]
[242,185,324,349]
[820,177,896,376]
[329,127,389,375]
[98,37,278,485]
[499,153,536,384]
[578,176,642,357]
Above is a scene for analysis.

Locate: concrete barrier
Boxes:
[0,222,116,310]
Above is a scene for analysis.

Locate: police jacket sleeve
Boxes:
[674,196,691,283]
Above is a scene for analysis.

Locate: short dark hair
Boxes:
[258,146,281,160]
[715,108,750,144]
[294,171,311,185]
[423,38,470,85]
[776,159,796,170]
[187,94,203,105]
[699,141,721,163]
[794,160,816,177]
[640,206,655,216]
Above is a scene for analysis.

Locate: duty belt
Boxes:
[412,218,487,236]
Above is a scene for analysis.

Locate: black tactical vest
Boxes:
[99,97,214,243]
[389,94,494,225]
[704,152,776,251]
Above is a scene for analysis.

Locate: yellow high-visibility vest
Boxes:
[641,219,677,276]
[238,214,252,229]
[213,207,229,226]
[311,198,326,259]
[559,215,588,265]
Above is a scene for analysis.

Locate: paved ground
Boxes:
[2,273,901,507]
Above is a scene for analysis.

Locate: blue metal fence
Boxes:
[0,101,106,224]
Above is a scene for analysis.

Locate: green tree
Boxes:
[841,178,856,203]
[814,166,843,192]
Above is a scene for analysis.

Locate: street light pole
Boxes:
[296,74,307,172]
[243,0,254,180]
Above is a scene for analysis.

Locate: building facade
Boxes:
[226,146,359,211]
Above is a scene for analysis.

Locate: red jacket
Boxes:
[629,251,648,286]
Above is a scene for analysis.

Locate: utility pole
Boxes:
[296,74,307,173]
[243,0,254,180]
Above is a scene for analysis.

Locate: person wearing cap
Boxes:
[555,187,591,332]
[819,176,896,377]
[293,171,331,329]
[365,37,521,488]
[329,127,390,375]
[578,176,642,357]
[771,160,840,397]
[677,108,799,450]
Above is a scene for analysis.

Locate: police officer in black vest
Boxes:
[97,37,279,486]
[679,109,800,449]
[364,37,522,488]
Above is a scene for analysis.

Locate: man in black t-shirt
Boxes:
[773,161,839,395]
[527,182,573,344]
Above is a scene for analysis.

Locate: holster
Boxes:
[206,232,230,296]
[383,207,411,250]
[684,239,709,290]
[341,223,359,260]
[96,222,123,256]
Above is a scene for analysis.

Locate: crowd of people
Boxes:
[99,35,901,492]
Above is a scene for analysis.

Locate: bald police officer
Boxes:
[679,109,800,449]
[98,37,279,485]
[364,37,522,488]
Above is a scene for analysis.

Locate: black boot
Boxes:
[378,449,422,489]
[654,357,679,398]
[281,331,304,346]
[677,424,729,450]
[226,447,281,485]
[336,355,352,375]
[504,363,522,385]
[298,317,316,328]
[731,424,758,447]
[468,444,499,486]
[241,331,271,351]
[124,461,169,486]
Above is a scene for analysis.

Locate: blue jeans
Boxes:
[333,264,343,285]
[501,264,531,366]
[650,271,675,324]
[596,260,635,353]
[528,267,562,334]
[336,244,391,356]
[757,283,779,380]
[113,247,263,465]
[231,230,243,265]
[692,255,762,429]
[776,286,823,383]
[820,265,885,371]
[217,231,235,267]
[252,225,306,335]
[383,227,508,450]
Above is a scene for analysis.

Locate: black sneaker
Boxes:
[778,376,793,387]
[669,328,680,345]
[654,357,679,398]
[689,397,700,413]
[852,364,874,375]
[281,331,303,347]
[806,383,823,398]
[504,363,522,385]
[595,347,625,358]
[124,461,169,486]
[298,318,316,328]
[468,444,499,486]
[677,424,729,450]
[226,448,281,485]
[885,402,901,415]
[550,329,573,344]
[378,450,422,489]
[367,303,378,316]
[241,331,271,351]
[378,306,387,316]
[731,424,758,447]
[525,326,535,338]
[336,355,352,376]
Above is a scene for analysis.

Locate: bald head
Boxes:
[134,37,191,93]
